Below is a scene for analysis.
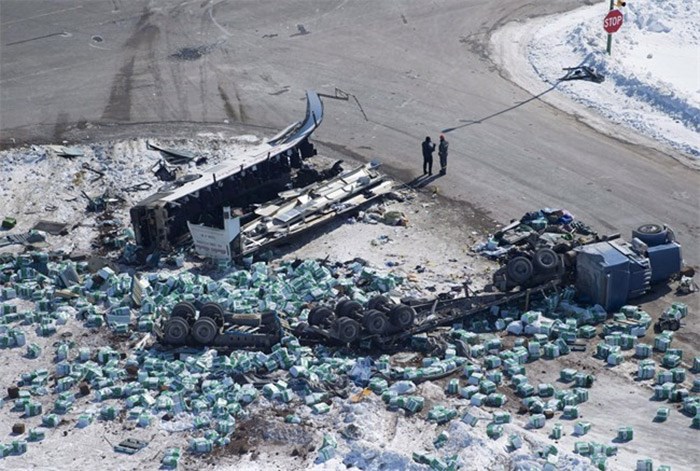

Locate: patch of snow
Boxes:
[493,0,700,159]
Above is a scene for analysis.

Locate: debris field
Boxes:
[1,132,698,471]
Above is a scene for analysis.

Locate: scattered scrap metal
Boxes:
[114,437,149,455]
[47,145,84,159]
[559,66,605,83]
[31,221,69,236]
[475,208,596,261]
[80,162,105,182]
[0,231,46,249]
[147,141,197,166]
[2,218,17,230]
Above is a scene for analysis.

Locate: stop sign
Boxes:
[603,9,624,34]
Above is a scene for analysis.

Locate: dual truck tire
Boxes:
[163,302,231,345]
[506,248,559,284]
[309,297,416,343]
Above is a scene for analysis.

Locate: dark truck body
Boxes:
[493,222,682,312]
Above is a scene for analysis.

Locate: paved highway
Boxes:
[1,0,698,264]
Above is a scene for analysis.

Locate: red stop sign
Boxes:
[603,10,624,34]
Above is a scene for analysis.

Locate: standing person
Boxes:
[438,134,449,175]
[422,136,436,176]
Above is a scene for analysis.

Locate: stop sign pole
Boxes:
[606,0,613,55]
[604,0,625,55]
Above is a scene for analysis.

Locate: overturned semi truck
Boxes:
[130,91,324,251]
[159,295,418,349]
[157,285,559,351]
[492,223,683,311]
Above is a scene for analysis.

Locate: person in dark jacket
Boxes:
[438,134,449,175]
[422,136,436,175]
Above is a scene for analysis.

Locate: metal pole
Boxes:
[606,0,614,55]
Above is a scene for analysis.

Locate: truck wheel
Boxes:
[507,257,533,284]
[632,224,668,247]
[308,306,334,326]
[363,309,388,334]
[389,304,415,329]
[163,317,189,345]
[334,317,361,343]
[367,295,390,311]
[200,302,225,326]
[260,311,282,337]
[534,248,559,272]
[260,310,278,325]
[669,319,680,331]
[336,299,362,318]
[171,302,196,322]
[335,299,349,316]
[192,317,218,345]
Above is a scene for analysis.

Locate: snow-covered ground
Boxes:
[493,0,699,160]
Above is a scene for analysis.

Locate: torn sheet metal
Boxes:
[114,438,148,455]
[186,163,392,259]
[47,145,84,158]
[244,162,387,234]
[0,231,46,248]
[32,220,69,236]
[147,141,196,164]
[560,66,604,83]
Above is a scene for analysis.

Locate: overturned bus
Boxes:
[130,90,324,251]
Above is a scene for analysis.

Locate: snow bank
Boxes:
[519,0,699,157]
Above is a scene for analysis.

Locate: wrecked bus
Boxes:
[130,90,324,251]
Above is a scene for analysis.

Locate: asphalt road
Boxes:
[1,0,698,265]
